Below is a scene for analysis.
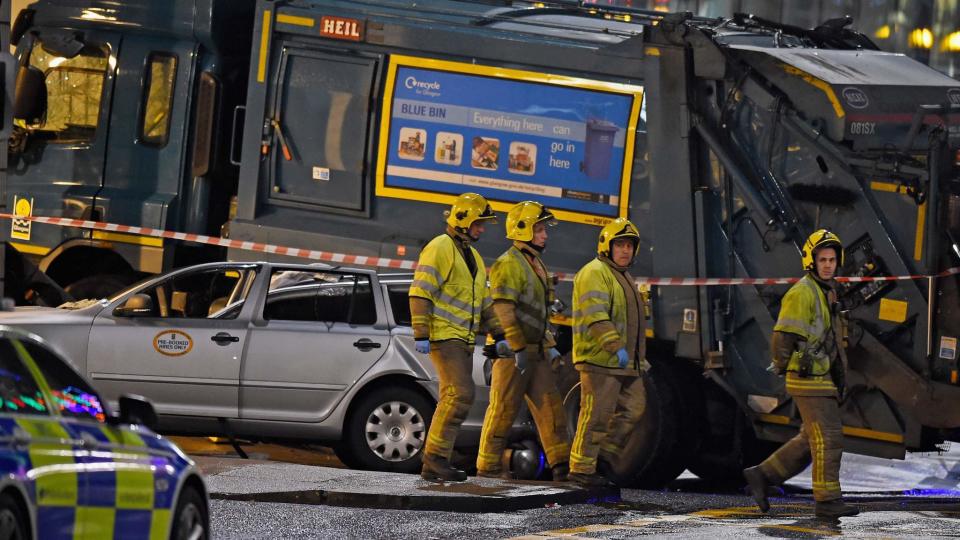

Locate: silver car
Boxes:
[0,261,527,474]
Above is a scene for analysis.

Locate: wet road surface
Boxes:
[178,437,960,539]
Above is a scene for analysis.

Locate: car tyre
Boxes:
[337,386,432,473]
[0,492,28,540]
[171,485,208,540]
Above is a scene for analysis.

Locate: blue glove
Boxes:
[514,349,530,374]
[495,340,512,358]
[546,348,562,362]
[616,348,629,369]
[415,339,430,354]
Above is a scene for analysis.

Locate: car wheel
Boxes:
[171,485,208,540]
[337,386,432,473]
[0,492,27,540]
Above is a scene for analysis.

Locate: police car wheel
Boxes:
[171,486,208,540]
[337,386,432,473]
[0,492,27,540]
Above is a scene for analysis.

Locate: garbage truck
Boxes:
[4,0,960,486]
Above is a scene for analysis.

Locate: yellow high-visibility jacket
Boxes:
[409,233,492,343]
[572,258,627,368]
[490,244,549,349]
[775,273,840,396]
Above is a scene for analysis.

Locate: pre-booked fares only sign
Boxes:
[375,55,644,225]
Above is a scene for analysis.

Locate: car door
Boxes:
[86,264,260,418]
[0,336,89,539]
[20,338,176,539]
[240,269,389,422]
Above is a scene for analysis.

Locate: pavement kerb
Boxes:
[195,456,621,512]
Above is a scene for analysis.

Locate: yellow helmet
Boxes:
[597,217,640,257]
[505,201,556,242]
[801,229,844,271]
[445,192,497,231]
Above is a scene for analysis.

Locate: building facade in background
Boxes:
[588,0,960,78]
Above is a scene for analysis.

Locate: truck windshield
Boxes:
[25,40,109,143]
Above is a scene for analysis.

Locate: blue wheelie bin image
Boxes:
[580,119,619,180]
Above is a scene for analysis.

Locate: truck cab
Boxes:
[4,0,253,302]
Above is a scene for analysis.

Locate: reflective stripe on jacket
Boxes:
[775,274,832,377]
[409,233,490,343]
[572,258,626,368]
[490,245,548,346]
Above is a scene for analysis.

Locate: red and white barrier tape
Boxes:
[3,213,958,285]
[1,213,417,270]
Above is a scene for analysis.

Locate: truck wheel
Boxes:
[561,359,689,488]
[686,412,779,484]
[0,492,28,540]
[64,273,134,300]
[171,485,208,540]
[337,386,432,473]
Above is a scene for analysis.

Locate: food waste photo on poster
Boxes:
[376,56,644,225]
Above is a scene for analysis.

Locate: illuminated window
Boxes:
[27,41,109,143]
[139,53,177,146]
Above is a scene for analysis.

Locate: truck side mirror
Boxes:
[37,32,85,60]
[13,65,46,125]
[114,294,154,317]
[11,9,35,47]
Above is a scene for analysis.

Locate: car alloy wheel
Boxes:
[365,400,426,462]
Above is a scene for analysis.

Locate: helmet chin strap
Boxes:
[523,241,545,253]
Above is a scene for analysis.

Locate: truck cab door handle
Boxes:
[353,339,382,351]
[211,332,240,345]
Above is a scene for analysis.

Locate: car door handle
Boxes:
[211,332,240,345]
[353,339,382,351]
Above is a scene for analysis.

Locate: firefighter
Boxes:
[476,201,571,481]
[568,218,650,487]
[409,192,507,482]
[743,229,859,519]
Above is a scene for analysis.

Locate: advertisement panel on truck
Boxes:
[376,55,644,226]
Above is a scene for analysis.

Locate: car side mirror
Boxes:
[13,65,46,125]
[113,293,154,317]
[112,394,158,431]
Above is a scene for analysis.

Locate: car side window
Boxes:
[387,284,412,326]
[0,339,49,416]
[139,267,257,319]
[19,341,105,423]
[265,270,377,325]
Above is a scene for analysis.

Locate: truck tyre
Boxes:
[337,386,432,473]
[171,485,208,540]
[561,359,690,488]
[64,273,134,300]
[0,491,28,540]
[686,412,779,484]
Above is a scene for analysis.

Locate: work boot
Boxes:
[815,499,859,518]
[567,472,612,488]
[551,462,570,482]
[421,453,467,482]
[743,466,770,513]
[476,468,511,480]
[597,457,618,486]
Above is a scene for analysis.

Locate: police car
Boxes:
[0,326,208,540]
